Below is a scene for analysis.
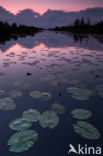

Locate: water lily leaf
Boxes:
[51,103,65,114]
[72,94,90,101]
[9,90,23,98]
[95,85,103,98]
[73,121,100,140]
[29,91,42,99]
[0,90,5,96]
[95,85,103,92]
[71,109,92,120]
[7,130,38,153]
[41,92,52,101]
[30,91,52,101]
[39,111,59,129]
[0,97,16,111]
[9,141,34,153]
[23,109,40,122]
[13,81,30,89]
[67,87,92,101]
[9,118,32,131]
[99,91,103,98]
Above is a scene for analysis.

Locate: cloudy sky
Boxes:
[0,0,103,14]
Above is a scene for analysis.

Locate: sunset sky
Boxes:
[0,0,103,14]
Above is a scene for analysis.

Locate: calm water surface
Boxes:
[0,31,103,156]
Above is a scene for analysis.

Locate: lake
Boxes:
[0,31,103,156]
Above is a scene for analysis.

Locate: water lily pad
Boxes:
[30,91,42,99]
[13,81,30,89]
[30,91,52,101]
[0,97,16,111]
[39,111,59,129]
[9,90,23,98]
[23,109,40,122]
[0,90,5,96]
[51,103,65,114]
[9,118,32,131]
[99,91,103,98]
[67,87,92,101]
[7,130,38,153]
[41,92,52,101]
[71,109,92,120]
[73,121,100,140]
[95,85,103,98]
[95,85,103,92]
[69,80,81,85]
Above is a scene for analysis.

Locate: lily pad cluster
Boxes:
[8,103,62,153]
[29,91,52,101]
[0,97,16,111]
[67,87,92,101]
[7,130,38,153]
[71,108,100,140]
[8,113,38,153]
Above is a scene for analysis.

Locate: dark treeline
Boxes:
[0,21,41,44]
[53,18,103,34]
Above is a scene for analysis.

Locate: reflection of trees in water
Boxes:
[0,21,40,44]
[73,34,89,43]
[93,35,103,44]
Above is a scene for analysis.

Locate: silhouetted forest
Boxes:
[53,18,103,34]
[0,21,41,43]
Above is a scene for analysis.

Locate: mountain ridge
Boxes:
[0,6,103,28]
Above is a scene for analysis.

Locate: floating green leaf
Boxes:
[29,91,41,99]
[13,81,30,89]
[95,85,103,98]
[9,118,32,131]
[23,109,40,122]
[30,91,52,101]
[51,103,65,114]
[99,91,103,98]
[41,92,52,101]
[9,90,23,98]
[0,97,16,111]
[7,130,38,153]
[71,109,92,120]
[73,121,100,140]
[39,111,59,129]
[67,87,92,101]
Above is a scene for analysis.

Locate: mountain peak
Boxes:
[17,9,40,16]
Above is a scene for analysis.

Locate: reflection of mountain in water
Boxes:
[0,31,103,52]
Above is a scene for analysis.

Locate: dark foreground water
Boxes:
[0,31,103,156]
